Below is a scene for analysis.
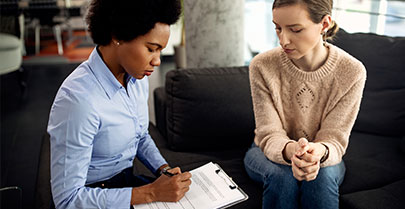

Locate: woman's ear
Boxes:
[110,37,121,46]
[321,15,332,32]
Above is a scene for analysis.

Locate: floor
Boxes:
[0,30,175,209]
[1,63,78,209]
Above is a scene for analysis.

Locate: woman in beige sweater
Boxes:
[243,0,366,208]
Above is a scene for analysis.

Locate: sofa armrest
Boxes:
[154,87,167,138]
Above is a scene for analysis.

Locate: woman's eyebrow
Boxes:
[147,42,163,49]
[286,24,302,27]
[273,21,302,28]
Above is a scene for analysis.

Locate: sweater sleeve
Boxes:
[250,62,295,165]
[315,73,366,167]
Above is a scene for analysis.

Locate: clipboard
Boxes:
[212,162,249,209]
[133,162,248,209]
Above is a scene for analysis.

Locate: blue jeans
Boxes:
[244,143,345,209]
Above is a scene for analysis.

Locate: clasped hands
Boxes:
[284,138,327,181]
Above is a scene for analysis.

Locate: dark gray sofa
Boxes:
[35,29,405,209]
[146,29,405,209]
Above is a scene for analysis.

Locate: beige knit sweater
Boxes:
[249,43,366,167]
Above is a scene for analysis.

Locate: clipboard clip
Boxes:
[215,169,237,190]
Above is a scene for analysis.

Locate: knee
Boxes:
[263,167,297,191]
[264,168,294,184]
[243,145,262,175]
[243,145,258,166]
[243,146,269,183]
[300,166,343,209]
[244,150,295,184]
[301,166,343,194]
[263,171,299,204]
[316,165,344,186]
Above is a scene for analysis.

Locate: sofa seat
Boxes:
[341,132,405,195]
[340,179,405,209]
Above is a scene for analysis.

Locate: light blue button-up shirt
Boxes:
[48,48,167,209]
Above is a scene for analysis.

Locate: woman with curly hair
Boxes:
[47,0,191,208]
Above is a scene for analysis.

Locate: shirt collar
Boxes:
[88,47,136,99]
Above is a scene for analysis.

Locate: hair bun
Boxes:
[325,20,339,40]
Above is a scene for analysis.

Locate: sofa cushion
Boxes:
[340,180,405,209]
[154,87,168,138]
[331,29,405,136]
[340,131,405,194]
[164,67,254,151]
[401,136,405,154]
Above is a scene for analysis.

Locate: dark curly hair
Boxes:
[86,0,181,46]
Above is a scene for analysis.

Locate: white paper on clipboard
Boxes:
[133,162,248,209]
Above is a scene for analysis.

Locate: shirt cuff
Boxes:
[106,187,132,209]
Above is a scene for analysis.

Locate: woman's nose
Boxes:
[279,32,290,47]
[151,55,161,67]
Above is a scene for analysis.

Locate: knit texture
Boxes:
[249,44,366,167]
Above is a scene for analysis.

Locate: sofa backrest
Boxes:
[331,29,405,137]
[160,30,405,152]
[164,66,255,151]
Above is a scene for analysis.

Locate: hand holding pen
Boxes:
[148,166,192,202]
[161,165,178,177]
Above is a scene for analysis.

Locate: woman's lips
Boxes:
[283,48,294,54]
[145,70,153,76]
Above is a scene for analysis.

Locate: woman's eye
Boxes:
[292,29,303,33]
[147,48,154,52]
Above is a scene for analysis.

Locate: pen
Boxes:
[162,169,175,177]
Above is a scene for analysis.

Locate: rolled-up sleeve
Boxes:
[48,89,132,209]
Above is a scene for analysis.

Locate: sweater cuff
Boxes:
[319,141,341,167]
[263,139,296,166]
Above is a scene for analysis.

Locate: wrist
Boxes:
[131,184,155,205]
[320,143,329,163]
[156,164,170,176]
[144,184,155,203]
[282,142,294,162]
[158,165,172,176]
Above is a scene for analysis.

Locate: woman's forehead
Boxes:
[272,3,312,26]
